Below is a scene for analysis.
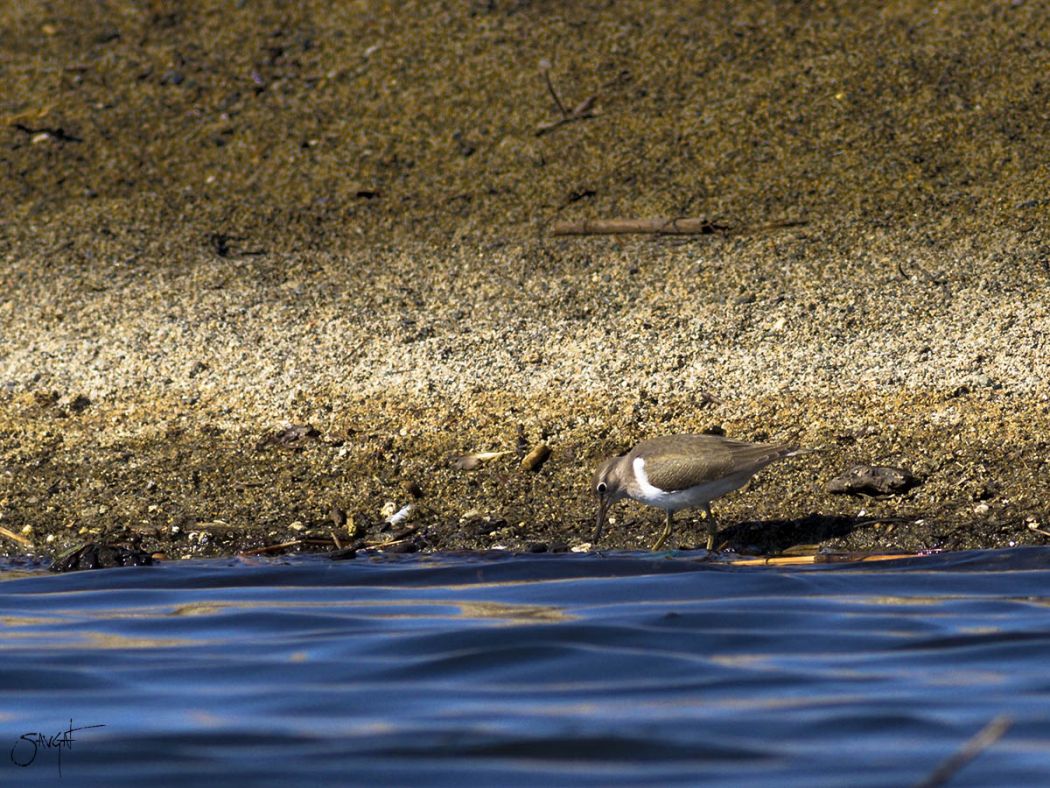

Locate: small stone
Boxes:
[826,465,921,496]
[970,373,992,388]
[520,443,552,472]
[50,542,155,573]
[330,505,347,528]
[258,424,320,450]
[385,504,413,526]
[345,514,363,539]
[64,394,92,413]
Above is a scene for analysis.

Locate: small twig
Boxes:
[552,217,730,236]
[238,537,337,556]
[854,516,913,527]
[240,540,304,556]
[915,715,1012,788]
[330,530,343,550]
[11,122,82,142]
[729,551,924,567]
[550,217,806,237]
[539,59,567,117]
[367,537,408,549]
[536,96,598,136]
[451,450,510,471]
[536,59,598,136]
[698,391,724,408]
[365,523,419,549]
[0,525,31,547]
[898,258,949,287]
[1028,522,1050,538]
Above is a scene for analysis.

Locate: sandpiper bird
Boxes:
[592,434,805,551]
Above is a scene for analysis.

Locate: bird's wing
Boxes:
[638,437,794,493]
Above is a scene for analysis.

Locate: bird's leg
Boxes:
[703,503,718,551]
[651,510,673,551]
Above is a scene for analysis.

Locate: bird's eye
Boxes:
[596,482,607,494]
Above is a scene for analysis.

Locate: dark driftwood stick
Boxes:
[916,715,1012,788]
[551,218,806,237]
[551,217,730,236]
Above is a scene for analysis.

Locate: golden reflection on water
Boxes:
[0,627,196,650]
[861,595,956,606]
[456,601,571,622]
[168,597,572,623]
[0,595,572,652]
[81,632,195,649]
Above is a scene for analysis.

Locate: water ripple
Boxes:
[1,548,1049,786]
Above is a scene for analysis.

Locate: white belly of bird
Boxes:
[631,457,749,512]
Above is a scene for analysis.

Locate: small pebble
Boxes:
[827,465,920,496]
[520,443,552,472]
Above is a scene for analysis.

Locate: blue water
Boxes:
[2,548,1050,786]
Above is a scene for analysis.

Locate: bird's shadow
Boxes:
[718,513,891,555]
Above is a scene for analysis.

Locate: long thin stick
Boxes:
[0,525,31,547]
[551,217,806,237]
[728,552,921,567]
[552,217,728,236]
[915,715,1012,788]
[239,537,336,556]
[540,60,568,117]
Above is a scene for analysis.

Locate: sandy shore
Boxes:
[1,1,1048,560]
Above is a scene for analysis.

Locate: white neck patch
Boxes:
[632,456,667,502]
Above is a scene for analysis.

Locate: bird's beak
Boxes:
[592,497,608,547]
